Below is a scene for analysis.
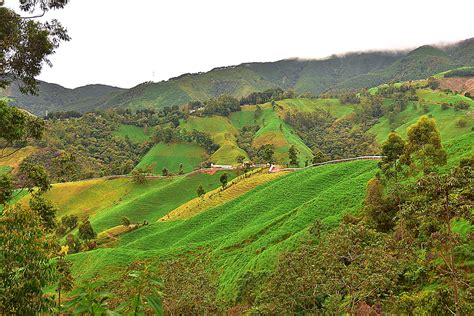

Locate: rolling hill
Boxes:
[62,159,379,302]
[3,38,473,115]
[0,81,124,116]
[6,71,473,312]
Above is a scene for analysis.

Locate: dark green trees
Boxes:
[288,145,299,166]
[0,100,44,155]
[121,216,131,227]
[78,219,97,242]
[132,168,147,184]
[204,95,240,116]
[197,185,205,198]
[219,173,228,188]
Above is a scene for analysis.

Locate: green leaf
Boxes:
[145,295,163,316]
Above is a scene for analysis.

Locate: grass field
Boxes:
[181,116,248,164]
[0,165,11,176]
[163,169,289,221]
[0,146,37,170]
[113,124,151,143]
[443,132,474,169]
[135,143,207,174]
[370,91,473,143]
[230,104,313,166]
[23,178,133,218]
[277,98,355,118]
[252,108,313,166]
[20,171,236,234]
[67,160,378,301]
[90,171,235,233]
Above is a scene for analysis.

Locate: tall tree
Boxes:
[288,145,299,166]
[0,100,44,158]
[398,160,473,315]
[219,173,228,188]
[0,204,57,314]
[0,1,70,94]
[78,219,96,242]
[197,185,205,198]
[56,256,74,309]
[404,116,447,174]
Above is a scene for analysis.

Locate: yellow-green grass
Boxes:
[162,169,289,221]
[370,93,473,144]
[68,160,378,302]
[181,116,247,164]
[443,132,474,170]
[252,108,313,166]
[417,89,473,105]
[181,115,239,135]
[88,171,236,233]
[0,146,37,170]
[19,171,236,234]
[229,108,260,129]
[210,143,248,165]
[278,98,355,118]
[113,124,152,143]
[231,105,314,166]
[0,165,11,176]
[20,178,132,219]
[96,224,139,247]
[136,143,207,174]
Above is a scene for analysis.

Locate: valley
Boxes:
[1,33,473,314]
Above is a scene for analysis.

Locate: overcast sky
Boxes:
[7,0,474,89]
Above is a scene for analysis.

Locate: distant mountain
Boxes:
[1,81,124,116]
[3,38,473,114]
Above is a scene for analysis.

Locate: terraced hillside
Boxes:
[135,143,207,174]
[20,171,236,233]
[67,160,378,301]
[162,169,290,221]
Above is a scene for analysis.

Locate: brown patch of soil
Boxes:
[439,77,474,95]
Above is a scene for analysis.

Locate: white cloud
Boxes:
[7,0,474,88]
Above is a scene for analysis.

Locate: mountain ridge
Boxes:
[2,38,473,115]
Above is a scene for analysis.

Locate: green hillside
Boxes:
[180,116,247,164]
[135,143,207,174]
[4,74,474,314]
[24,171,236,233]
[67,160,378,301]
[4,39,473,114]
[369,89,474,143]
[113,124,152,143]
[1,81,124,116]
[252,107,313,165]
[104,40,473,111]
[334,44,466,91]
[277,98,355,118]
